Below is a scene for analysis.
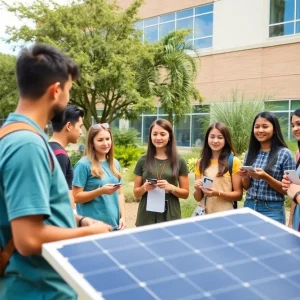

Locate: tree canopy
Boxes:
[2,0,202,128]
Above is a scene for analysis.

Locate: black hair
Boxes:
[291,108,300,169]
[16,43,79,99]
[245,111,287,174]
[51,104,84,132]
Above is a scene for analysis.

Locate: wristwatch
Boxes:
[292,191,300,204]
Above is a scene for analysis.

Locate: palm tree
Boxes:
[137,30,202,124]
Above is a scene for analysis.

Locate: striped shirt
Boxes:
[245,147,296,202]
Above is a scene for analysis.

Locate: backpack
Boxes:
[0,122,53,277]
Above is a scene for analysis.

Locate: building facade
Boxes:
[111,0,300,146]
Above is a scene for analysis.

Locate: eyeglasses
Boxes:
[91,123,110,130]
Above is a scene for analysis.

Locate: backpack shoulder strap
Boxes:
[0,122,53,277]
[228,153,234,176]
[53,149,68,157]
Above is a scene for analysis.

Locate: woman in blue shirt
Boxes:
[240,111,296,224]
[72,123,126,230]
[282,109,300,231]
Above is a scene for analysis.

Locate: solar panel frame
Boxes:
[42,208,300,300]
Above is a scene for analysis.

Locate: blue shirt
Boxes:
[245,147,296,202]
[293,164,300,230]
[73,157,122,229]
[0,113,76,300]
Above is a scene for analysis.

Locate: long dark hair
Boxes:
[199,122,235,177]
[291,108,300,169]
[145,119,179,177]
[245,111,287,174]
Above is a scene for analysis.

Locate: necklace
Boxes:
[155,158,168,179]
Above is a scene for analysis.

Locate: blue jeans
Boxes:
[244,199,286,224]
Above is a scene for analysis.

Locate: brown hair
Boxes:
[199,122,235,177]
[145,119,179,177]
[85,125,121,179]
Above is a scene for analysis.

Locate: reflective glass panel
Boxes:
[194,14,213,38]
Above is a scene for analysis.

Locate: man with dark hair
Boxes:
[0,44,111,299]
[49,104,85,195]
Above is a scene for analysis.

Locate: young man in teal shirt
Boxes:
[0,44,112,299]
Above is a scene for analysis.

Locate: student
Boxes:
[282,108,300,230]
[49,104,84,208]
[72,123,126,230]
[0,44,111,299]
[194,122,243,214]
[133,119,189,226]
[240,111,295,224]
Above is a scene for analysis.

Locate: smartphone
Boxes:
[113,183,123,187]
[284,170,300,184]
[203,177,213,189]
[241,166,256,172]
[147,178,157,185]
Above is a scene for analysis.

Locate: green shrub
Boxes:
[112,128,140,146]
[114,145,145,167]
[69,151,82,166]
[187,157,198,172]
[180,199,197,218]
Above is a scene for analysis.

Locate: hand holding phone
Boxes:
[284,170,300,184]
[147,178,157,185]
[241,166,256,172]
[202,177,213,189]
[113,183,123,187]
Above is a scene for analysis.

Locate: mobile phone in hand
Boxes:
[147,178,157,185]
[203,177,213,189]
[241,166,256,172]
[113,183,123,187]
[284,170,300,184]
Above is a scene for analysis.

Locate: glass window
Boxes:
[296,21,300,33]
[297,0,300,18]
[159,21,175,39]
[176,17,193,39]
[144,17,158,27]
[135,21,143,29]
[270,0,295,24]
[174,116,191,146]
[194,37,213,49]
[273,112,290,138]
[266,100,289,110]
[291,100,300,110]
[194,14,213,38]
[177,8,193,19]
[129,119,142,143]
[143,116,157,143]
[269,22,294,37]
[144,25,158,43]
[193,105,210,113]
[191,115,209,148]
[160,13,175,23]
[110,119,119,128]
[195,4,213,15]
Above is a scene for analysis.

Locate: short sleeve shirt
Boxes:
[245,147,296,202]
[133,155,189,226]
[73,157,123,229]
[0,113,76,299]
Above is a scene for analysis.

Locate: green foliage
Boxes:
[114,145,145,167]
[208,90,271,155]
[180,198,197,218]
[187,157,198,172]
[69,150,82,167]
[0,53,18,117]
[112,128,140,147]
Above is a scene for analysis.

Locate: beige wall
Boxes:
[197,42,300,102]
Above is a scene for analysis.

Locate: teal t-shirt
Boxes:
[73,157,122,229]
[0,113,76,300]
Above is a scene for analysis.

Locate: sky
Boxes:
[0,0,71,55]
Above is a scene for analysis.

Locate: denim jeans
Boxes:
[244,199,286,224]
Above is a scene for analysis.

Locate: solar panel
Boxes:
[42,208,300,300]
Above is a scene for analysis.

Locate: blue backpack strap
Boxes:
[228,154,237,209]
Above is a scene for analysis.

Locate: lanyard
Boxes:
[155,159,168,179]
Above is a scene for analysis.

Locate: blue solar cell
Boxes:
[261,253,300,273]
[202,245,248,264]
[165,252,214,274]
[197,217,233,230]
[59,241,99,258]
[213,287,262,300]
[149,277,201,299]
[104,287,155,300]
[95,235,138,251]
[289,273,300,286]
[85,269,137,292]
[182,232,223,249]
[246,221,284,237]
[112,246,156,265]
[127,260,177,282]
[188,268,239,292]
[69,253,117,273]
[268,233,300,249]
[225,212,263,224]
[254,278,300,300]
[133,229,173,243]
[215,226,257,243]
[147,239,191,257]
[227,261,275,282]
[236,238,281,257]
[167,222,201,236]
